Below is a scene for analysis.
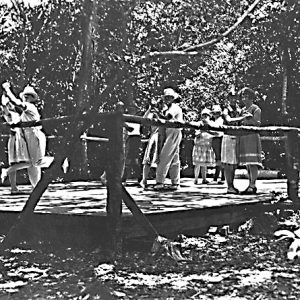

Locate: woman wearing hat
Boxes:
[154,87,183,190]
[0,93,31,194]
[2,82,48,188]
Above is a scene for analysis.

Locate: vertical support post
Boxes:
[285,130,299,204]
[81,130,90,180]
[106,112,124,258]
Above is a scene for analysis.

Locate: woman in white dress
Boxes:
[2,83,48,189]
[0,95,30,194]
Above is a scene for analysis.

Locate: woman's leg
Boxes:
[224,164,233,188]
[201,166,208,183]
[6,162,31,192]
[8,170,18,192]
[248,165,258,188]
[221,167,225,181]
[194,164,201,184]
[213,165,221,181]
[224,164,238,192]
[141,164,151,186]
[27,165,41,187]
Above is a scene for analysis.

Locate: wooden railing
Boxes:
[0,111,299,255]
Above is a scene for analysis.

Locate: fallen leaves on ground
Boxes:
[1,214,300,299]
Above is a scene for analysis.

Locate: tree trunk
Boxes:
[280,48,299,203]
[71,0,97,180]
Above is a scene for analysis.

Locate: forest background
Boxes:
[0,0,299,180]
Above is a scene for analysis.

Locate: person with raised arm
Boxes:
[0,92,30,194]
[2,82,50,189]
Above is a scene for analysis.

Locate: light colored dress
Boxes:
[142,127,159,168]
[221,107,240,165]
[221,135,239,165]
[20,102,46,166]
[192,130,215,166]
[2,106,30,165]
[156,102,183,185]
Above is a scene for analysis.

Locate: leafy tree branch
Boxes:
[143,0,262,60]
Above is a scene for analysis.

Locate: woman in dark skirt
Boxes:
[238,87,262,195]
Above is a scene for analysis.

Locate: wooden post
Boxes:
[279,47,299,204]
[0,160,64,254]
[106,112,124,258]
[122,186,158,238]
[285,130,299,203]
[81,130,90,180]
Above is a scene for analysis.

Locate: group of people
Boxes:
[0,82,51,194]
[139,86,262,195]
[0,81,261,196]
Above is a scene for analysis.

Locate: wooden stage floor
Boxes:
[0,178,290,245]
[0,178,287,216]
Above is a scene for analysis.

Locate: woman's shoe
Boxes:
[227,187,239,194]
[169,184,179,191]
[202,180,209,184]
[10,189,26,195]
[153,183,164,190]
[139,180,147,189]
[241,186,257,195]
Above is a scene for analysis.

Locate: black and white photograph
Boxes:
[0,0,299,298]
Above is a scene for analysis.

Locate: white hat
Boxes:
[201,108,211,116]
[212,105,222,113]
[163,88,179,99]
[20,86,38,102]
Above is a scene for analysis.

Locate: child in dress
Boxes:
[192,108,216,184]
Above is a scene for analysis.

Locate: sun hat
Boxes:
[20,86,38,102]
[212,105,222,113]
[163,88,179,99]
[201,108,211,116]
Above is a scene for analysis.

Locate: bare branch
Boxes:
[147,50,201,58]
[142,0,262,60]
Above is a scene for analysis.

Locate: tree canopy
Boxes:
[0,0,299,125]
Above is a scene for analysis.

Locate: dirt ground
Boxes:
[0,209,300,300]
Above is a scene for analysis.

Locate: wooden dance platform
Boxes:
[0,177,291,247]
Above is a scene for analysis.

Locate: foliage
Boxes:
[1,228,300,299]
[0,0,299,120]
[0,0,83,117]
[0,0,299,172]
